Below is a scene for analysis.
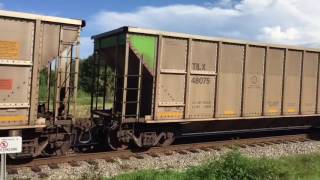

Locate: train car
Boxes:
[0,10,84,158]
[91,26,320,150]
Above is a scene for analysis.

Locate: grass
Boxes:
[77,89,92,105]
[38,88,113,118]
[91,151,320,180]
[75,89,113,118]
[276,153,320,180]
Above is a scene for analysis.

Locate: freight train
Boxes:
[1,10,320,158]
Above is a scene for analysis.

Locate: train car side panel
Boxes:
[187,40,217,119]
[301,52,319,114]
[0,17,34,126]
[156,37,187,119]
[282,50,303,115]
[317,53,320,113]
[216,43,245,118]
[263,48,285,116]
[242,46,265,117]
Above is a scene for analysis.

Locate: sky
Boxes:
[0,0,319,58]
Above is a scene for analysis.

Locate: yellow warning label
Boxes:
[0,115,27,122]
[158,112,183,118]
[287,108,297,113]
[268,109,278,113]
[223,111,235,115]
[0,41,20,59]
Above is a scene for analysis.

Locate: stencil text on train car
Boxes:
[191,63,210,85]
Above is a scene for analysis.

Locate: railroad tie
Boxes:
[300,138,310,142]
[237,144,247,148]
[271,140,281,144]
[133,154,145,159]
[282,140,290,144]
[69,161,80,167]
[257,143,266,147]
[7,168,18,175]
[163,151,174,156]
[119,155,131,160]
[31,166,42,173]
[87,160,98,166]
[39,173,49,178]
[187,149,200,153]
[147,152,160,157]
[103,157,116,163]
[247,143,257,147]
[199,147,211,151]
[209,146,221,151]
[176,150,188,155]
[48,163,59,169]
[224,144,236,149]
[264,142,271,146]
[297,138,306,142]
[288,140,298,143]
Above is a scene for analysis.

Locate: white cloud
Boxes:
[235,0,275,12]
[259,26,300,43]
[85,0,320,54]
[92,4,240,36]
[80,37,93,59]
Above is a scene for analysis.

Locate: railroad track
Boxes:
[6,132,319,176]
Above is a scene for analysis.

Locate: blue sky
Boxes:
[0,0,217,36]
[1,0,223,58]
[0,0,319,58]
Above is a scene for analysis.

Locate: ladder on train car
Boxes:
[91,42,143,122]
[117,56,143,122]
[53,26,80,124]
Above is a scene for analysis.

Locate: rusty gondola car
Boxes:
[0,10,84,158]
[91,27,320,150]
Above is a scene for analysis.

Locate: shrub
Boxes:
[111,151,287,180]
[185,151,284,180]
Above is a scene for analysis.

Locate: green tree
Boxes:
[79,56,114,100]
[79,55,94,93]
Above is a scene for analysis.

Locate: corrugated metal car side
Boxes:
[151,34,320,122]
[0,13,82,128]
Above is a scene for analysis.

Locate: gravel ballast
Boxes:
[8,140,320,180]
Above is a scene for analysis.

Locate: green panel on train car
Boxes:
[98,34,126,49]
[129,34,157,71]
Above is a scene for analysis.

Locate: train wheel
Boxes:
[157,132,175,147]
[107,128,128,150]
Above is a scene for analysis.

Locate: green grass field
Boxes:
[101,151,320,180]
[76,89,113,118]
